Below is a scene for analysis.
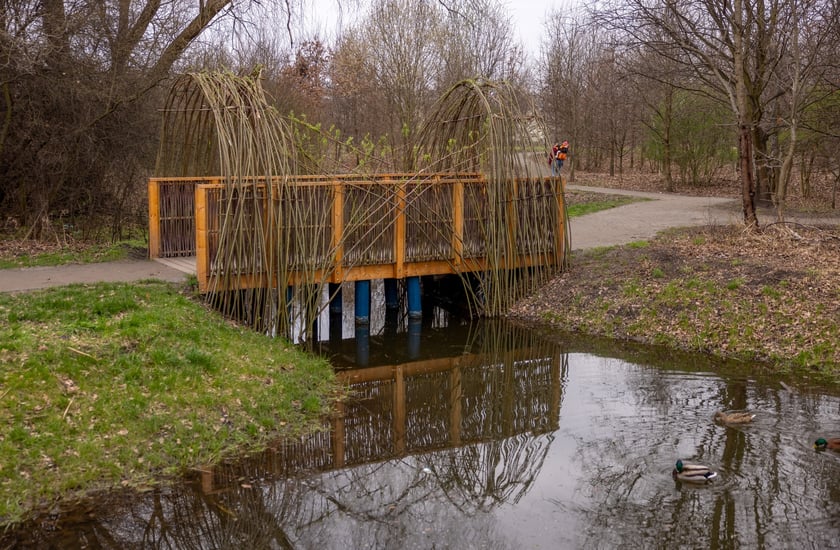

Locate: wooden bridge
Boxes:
[148,173,568,295]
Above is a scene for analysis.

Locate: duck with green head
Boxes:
[672,459,717,483]
[814,437,840,451]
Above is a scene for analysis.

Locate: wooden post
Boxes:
[195,185,209,293]
[507,177,519,269]
[394,365,406,455]
[331,401,346,468]
[452,178,464,267]
[148,179,160,259]
[394,177,406,279]
[331,180,344,282]
[449,365,462,445]
[555,176,566,267]
[550,353,563,431]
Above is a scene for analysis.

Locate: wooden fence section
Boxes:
[149,173,566,293]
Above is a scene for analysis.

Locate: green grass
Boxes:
[566,196,643,218]
[0,282,342,525]
[0,239,147,269]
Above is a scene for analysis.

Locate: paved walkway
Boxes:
[0,258,190,293]
[565,184,740,250]
[1,185,831,293]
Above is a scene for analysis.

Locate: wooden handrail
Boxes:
[150,172,566,290]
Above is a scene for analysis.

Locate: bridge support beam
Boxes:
[407,276,422,319]
[354,280,371,324]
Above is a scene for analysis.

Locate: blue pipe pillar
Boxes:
[354,280,371,325]
[407,317,422,360]
[355,324,370,367]
[406,276,422,319]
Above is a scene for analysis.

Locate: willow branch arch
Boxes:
[149,72,569,342]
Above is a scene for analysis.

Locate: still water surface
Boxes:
[5,320,840,549]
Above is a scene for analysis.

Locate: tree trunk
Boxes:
[663,87,674,192]
[738,123,758,228]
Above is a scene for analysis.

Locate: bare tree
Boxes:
[540,9,596,182]
[592,0,838,227]
[0,0,298,238]
[437,0,527,88]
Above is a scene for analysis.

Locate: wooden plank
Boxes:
[199,253,564,293]
[154,256,196,274]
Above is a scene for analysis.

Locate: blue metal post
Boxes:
[407,276,422,318]
[408,317,422,359]
[355,324,370,367]
[354,280,371,324]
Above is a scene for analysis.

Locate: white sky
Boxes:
[301,0,563,61]
[505,0,562,60]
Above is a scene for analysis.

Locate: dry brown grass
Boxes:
[511,211,840,381]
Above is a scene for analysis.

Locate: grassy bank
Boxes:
[0,281,343,525]
[0,238,147,269]
[511,224,840,383]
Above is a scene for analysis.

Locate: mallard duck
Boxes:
[813,437,840,451]
[672,459,717,483]
[714,411,755,425]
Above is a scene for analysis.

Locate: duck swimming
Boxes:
[672,459,717,483]
[814,437,840,451]
[714,411,755,425]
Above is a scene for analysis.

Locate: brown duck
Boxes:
[714,411,755,425]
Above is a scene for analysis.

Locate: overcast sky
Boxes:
[301,0,563,60]
[507,0,561,60]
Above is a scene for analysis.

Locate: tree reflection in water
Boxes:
[5,325,840,547]
[3,320,568,548]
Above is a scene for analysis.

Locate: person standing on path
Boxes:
[557,140,569,173]
[550,142,561,176]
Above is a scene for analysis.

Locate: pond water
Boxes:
[4,319,840,549]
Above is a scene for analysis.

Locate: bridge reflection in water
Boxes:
[9,321,568,548]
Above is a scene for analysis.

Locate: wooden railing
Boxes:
[149,173,566,292]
